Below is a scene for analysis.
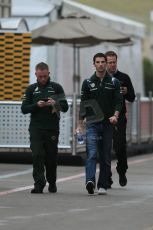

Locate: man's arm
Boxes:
[21,85,39,114]
[76,80,89,133]
[52,84,69,113]
[124,75,135,102]
[113,78,123,113]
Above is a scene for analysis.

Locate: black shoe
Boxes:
[31,187,43,194]
[107,178,113,189]
[119,174,127,187]
[86,181,94,195]
[48,183,57,193]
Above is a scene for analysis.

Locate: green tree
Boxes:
[143,57,153,96]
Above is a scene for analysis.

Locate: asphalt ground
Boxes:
[0,153,153,230]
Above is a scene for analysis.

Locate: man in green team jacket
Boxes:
[21,62,68,194]
[76,53,123,195]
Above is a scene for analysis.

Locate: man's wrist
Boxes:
[114,114,119,119]
[78,120,84,126]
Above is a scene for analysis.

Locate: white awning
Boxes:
[0,18,29,32]
[63,0,146,38]
[12,0,55,16]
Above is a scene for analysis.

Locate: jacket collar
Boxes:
[37,77,51,87]
[91,71,109,81]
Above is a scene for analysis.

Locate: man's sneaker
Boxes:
[48,183,57,193]
[119,173,127,187]
[86,181,94,195]
[31,186,43,194]
[98,188,107,195]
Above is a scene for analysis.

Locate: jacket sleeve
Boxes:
[79,79,90,119]
[113,78,123,113]
[21,85,38,114]
[54,84,69,113]
[124,75,135,102]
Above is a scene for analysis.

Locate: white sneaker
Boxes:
[98,188,107,195]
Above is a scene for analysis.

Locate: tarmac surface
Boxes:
[0,153,153,230]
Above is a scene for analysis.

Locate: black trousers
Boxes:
[112,115,128,176]
[29,128,59,188]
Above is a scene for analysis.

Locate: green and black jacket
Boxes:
[21,78,68,130]
[79,72,123,123]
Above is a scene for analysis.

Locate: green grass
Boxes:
[74,0,153,30]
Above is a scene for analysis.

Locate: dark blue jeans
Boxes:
[86,121,113,189]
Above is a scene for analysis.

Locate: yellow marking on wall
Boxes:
[0,32,31,100]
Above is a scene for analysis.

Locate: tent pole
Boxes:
[73,43,77,93]
[77,46,80,95]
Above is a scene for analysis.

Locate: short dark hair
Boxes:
[93,52,106,63]
[105,50,118,59]
[35,62,49,71]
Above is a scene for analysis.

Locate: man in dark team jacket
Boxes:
[76,53,123,195]
[105,51,135,188]
[21,62,68,194]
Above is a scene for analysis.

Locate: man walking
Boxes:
[21,62,68,194]
[105,51,135,187]
[76,53,123,195]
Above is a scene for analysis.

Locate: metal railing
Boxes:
[0,93,153,155]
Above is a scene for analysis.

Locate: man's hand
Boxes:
[47,98,57,113]
[75,125,84,134]
[37,100,47,108]
[46,98,56,106]
[120,87,127,95]
[37,98,57,112]
[75,120,85,135]
[109,115,118,125]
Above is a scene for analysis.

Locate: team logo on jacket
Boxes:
[90,83,95,88]
[33,87,41,95]
[51,136,56,141]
